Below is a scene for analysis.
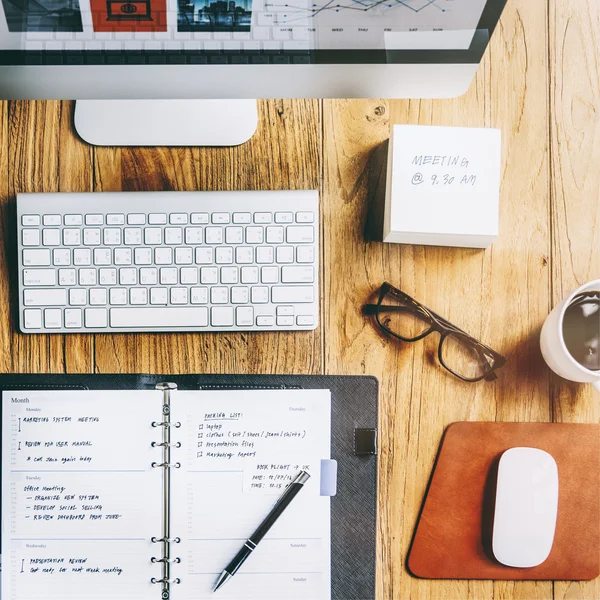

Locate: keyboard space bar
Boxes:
[110,307,209,328]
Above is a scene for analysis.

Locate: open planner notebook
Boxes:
[1,386,331,600]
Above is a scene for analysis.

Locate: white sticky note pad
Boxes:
[383,124,501,248]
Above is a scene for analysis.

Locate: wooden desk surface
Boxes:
[0,0,599,597]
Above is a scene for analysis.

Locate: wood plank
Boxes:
[550,0,600,597]
[0,100,11,372]
[322,1,551,599]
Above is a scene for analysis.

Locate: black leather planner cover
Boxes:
[0,373,378,600]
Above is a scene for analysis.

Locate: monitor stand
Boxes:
[74,99,258,147]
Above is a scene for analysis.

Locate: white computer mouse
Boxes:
[492,447,559,568]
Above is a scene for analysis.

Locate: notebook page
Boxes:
[2,390,163,600]
[171,389,331,600]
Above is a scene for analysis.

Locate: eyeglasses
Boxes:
[363,282,506,382]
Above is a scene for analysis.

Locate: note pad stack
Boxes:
[2,387,331,600]
[383,124,502,248]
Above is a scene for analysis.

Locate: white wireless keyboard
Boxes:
[17,191,319,334]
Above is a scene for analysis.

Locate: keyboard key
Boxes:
[171,287,188,305]
[145,228,163,245]
[22,215,40,226]
[251,286,269,303]
[23,269,56,286]
[275,212,293,223]
[149,213,167,225]
[241,266,259,284]
[175,248,193,264]
[64,214,83,226]
[233,213,251,224]
[282,266,314,283]
[211,306,234,327]
[59,269,76,286]
[24,289,67,307]
[261,266,279,283]
[226,226,243,244]
[63,228,81,246]
[155,248,173,265]
[85,214,104,225]
[94,249,112,265]
[23,308,42,329]
[236,306,253,326]
[151,288,168,305]
[23,249,51,266]
[276,246,295,263]
[90,288,108,306]
[211,287,229,304]
[191,213,209,224]
[231,286,249,304]
[79,268,97,286]
[297,246,315,263]
[43,229,61,246]
[296,211,315,223]
[246,227,263,244]
[256,247,274,264]
[129,288,148,305]
[165,227,183,245]
[256,316,274,326]
[53,249,71,266]
[216,247,233,264]
[115,248,133,265]
[190,287,208,304]
[74,249,92,266]
[99,268,117,285]
[272,286,314,303]
[85,308,108,328]
[254,213,272,224]
[185,227,203,244]
[140,268,158,285]
[107,214,125,225]
[170,213,188,225]
[205,227,223,244]
[160,268,178,285]
[43,215,61,226]
[287,226,314,243]
[212,213,230,224]
[221,267,239,284]
[277,315,294,327]
[104,228,122,245]
[277,306,294,316]
[22,229,41,246]
[201,267,218,284]
[84,228,101,245]
[235,247,254,264]
[180,267,198,285]
[68,288,86,306]
[65,308,83,328]
[128,213,146,225]
[266,226,284,243]
[110,307,209,328]
[109,288,127,305]
[196,248,213,264]
[124,228,142,245]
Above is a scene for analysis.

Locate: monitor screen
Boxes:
[0,0,504,65]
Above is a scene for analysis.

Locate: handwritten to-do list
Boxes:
[2,390,162,600]
[171,389,332,600]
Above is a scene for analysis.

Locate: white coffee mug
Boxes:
[540,279,600,392]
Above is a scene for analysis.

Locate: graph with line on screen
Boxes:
[253,0,488,50]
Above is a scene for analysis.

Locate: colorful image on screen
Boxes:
[177,0,252,32]
[1,0,83,31]
[90,0,167,31]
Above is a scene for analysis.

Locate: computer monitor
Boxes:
[0,0,506,145]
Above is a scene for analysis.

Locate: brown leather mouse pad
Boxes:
[408,422,600,580]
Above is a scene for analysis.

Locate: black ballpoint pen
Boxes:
[213,470,311,592]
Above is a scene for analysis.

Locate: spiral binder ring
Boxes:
[151,557,181,564]
[152,441,182,448]
[151,382,180,599]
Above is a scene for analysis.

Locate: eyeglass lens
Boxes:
[377,290,431,340]
[440,333,495,380]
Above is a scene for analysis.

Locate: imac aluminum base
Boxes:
[74,99,258,147]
